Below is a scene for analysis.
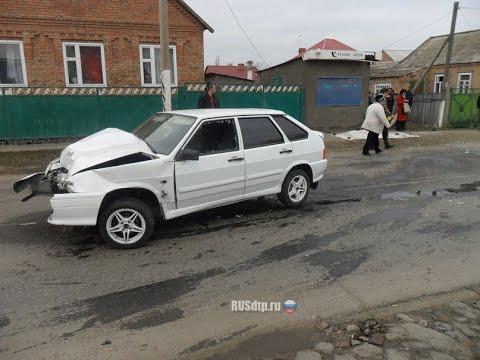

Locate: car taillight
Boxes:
[323,148,327,160]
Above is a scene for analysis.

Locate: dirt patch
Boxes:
[0,150,61,175]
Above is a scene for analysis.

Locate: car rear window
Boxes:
[238,117,284,149]
[272,115,308,141]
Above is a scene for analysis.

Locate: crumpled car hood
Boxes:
[60,128,154,175]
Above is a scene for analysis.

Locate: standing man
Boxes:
[380,88,394,149]
[362,94,392,156]
[198,82,220,109]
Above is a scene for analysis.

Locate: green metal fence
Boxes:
[177,84,304,121]
[449,89,480,128]
[0,85,304,140]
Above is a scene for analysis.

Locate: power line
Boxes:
[461,6,480,11]
[223,0,269,66]
[382,12,452,49]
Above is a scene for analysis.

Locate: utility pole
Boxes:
[441,1,459,126]
[159,0,172,111]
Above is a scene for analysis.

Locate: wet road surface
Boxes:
[1,141,480,359]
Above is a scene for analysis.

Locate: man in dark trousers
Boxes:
[380,88,394,149]
[197,82,220,109]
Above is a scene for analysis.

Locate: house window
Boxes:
[374,83,391,94]
[457,73,472,93]
[433,74,444,93]
[140,45,178,87]
[62,42,106,87]
[0,40,27,87]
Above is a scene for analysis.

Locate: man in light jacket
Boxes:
[362,94,391,156]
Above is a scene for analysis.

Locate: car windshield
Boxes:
[133,113,197,155]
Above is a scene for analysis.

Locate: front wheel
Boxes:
[98,198,155,249]
[277,169,310,207]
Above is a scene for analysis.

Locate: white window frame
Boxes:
[457,72,472,93]
[62,42,107,87]
[374,83,391,94]
[433,74,444,93]
[139,44,178,87]
[0,40,28,87]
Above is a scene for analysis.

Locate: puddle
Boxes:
[381,191,418,200]
[445,181,480,193]
[381,190,451,201]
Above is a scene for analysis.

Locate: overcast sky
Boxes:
[185,0,480,68]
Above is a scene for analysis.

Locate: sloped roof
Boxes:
[178,0,214,33]
[261,38,357,71]
[205,65,259,81]
[293,38,356,59]
[382,50,411,62]
[371,29,480,79]
[401,29,480,67]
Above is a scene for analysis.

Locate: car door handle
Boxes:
[279,149,293,154]
[228,156,244,162]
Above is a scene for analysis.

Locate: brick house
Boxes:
[0,0,213,88]
[205,61,259,85]
[370,30,480,94]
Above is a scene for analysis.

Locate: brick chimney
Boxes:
[298,48,306,56]
[237,63,245,69]
[246,61,254,80]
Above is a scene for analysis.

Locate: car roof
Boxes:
[160,108,286,119]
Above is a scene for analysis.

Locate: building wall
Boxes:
[205,74,254,85]
[0,0,206,87]
[260,59,370,130]
[370,63,479,94]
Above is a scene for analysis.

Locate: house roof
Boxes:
[382,50,411,62]
[205,65,259,81]
[371,29,480,79]
[261,38,357,71]
[293,38,356,59]
[177,0,214,33]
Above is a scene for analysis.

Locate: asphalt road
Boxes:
[1,138,480,360]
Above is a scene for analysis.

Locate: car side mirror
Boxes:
[177,148,199,161]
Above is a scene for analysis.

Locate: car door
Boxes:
[175,117,246,210]
[238,116,294,196]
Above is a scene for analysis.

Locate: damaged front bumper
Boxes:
[13,158,68,202]
[13,172,54,202]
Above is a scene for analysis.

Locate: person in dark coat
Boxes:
[197,83,220,109]
[405,83,414,106]
[380,88,394,149]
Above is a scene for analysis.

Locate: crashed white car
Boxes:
[14,109,327,249]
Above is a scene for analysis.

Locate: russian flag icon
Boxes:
[283,300,297,314]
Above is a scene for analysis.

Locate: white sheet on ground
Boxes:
[335,130,419,140]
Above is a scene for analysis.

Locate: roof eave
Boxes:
[177,0,214,33]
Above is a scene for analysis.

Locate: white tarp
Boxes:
[335,130,419,140]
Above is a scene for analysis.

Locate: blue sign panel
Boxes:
[316,78,362,107]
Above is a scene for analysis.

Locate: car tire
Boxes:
[277,168,310,207]
[98,197,155,249]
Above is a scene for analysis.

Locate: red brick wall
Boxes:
[0,0,207,86]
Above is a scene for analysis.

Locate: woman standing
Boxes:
[396,89,408,131]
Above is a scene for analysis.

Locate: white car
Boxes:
[14,109,327,249]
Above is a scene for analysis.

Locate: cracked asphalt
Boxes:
[1,136,480,360]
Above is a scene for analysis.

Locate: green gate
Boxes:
[449,89,480,128]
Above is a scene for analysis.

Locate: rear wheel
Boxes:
[277,169,310,207]
[99,198,155,249]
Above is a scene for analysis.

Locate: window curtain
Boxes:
[0,44,24,84]
[80,46,103,84]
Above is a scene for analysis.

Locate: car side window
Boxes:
[238,117,284,149]
[272,115,308,141]
[184,118,238,156]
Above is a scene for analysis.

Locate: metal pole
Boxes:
[411,38,449,94]
[159,0,172,111]
[441,1,459,126]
